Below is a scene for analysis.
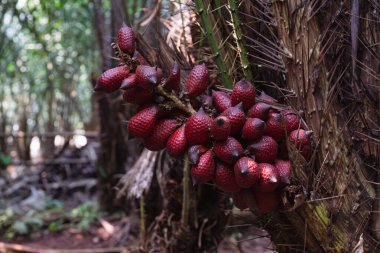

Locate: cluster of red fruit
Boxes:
[94,25,312,213]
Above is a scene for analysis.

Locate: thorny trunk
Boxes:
[261,1,380,252]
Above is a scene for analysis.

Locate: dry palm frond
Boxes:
[117,149,158,199]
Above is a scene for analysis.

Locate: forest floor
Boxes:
[0,141,274,252]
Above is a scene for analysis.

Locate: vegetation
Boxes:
[0,0,379,252]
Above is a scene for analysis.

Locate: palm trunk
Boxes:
[263,1,380,252]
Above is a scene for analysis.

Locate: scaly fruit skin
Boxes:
[247,135,278,163]
[211,116,231,141]
[274,159,291,185]
[127,105,159,138]
[185,108,211,146]
[265,113,287,141]
[135,65,160,90]
[247,102,271,121]
[258,91,277,103]
[215,163,241,193]
[231,79,256,110]
[241,118,266,141]
[256,163,279,192]
[133,51,146,65]
[191,150,215,183]
[143,119,178,151]
[281,109,301,132]
[214,137,243,164]
[95,66,129,93]
[212,91,231,113]
[186,64,209,98]
[164,61,180,91]
[166,125,187,157]
[120,74,137,90]
[253,190,280,213]
[117,24,135,55]
[122,87,153,105]
[188,145,207,164]
[221,103,246,135]
[234,157,260,188]
[289,129,312,157]
[233,191,249,210]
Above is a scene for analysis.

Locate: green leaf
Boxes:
[0,154,12,166]
[48,219,64,232]
[11,221,28,235]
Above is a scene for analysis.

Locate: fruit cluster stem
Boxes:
[181,154,191,227]
[194,0,233,88]
[228,0,253,83]
[140,194,146,248]
[156,86,196,115]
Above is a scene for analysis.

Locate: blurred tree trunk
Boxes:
[93,0,129,211]
[0,89,6,154]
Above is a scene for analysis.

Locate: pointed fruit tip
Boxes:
[305,130,313,138]
[148,75,158,85]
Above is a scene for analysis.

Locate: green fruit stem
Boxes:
[228,0,253,83]
[194,0,233,88]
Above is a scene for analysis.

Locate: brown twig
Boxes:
[181,154,191,227]
[156,86,196,115]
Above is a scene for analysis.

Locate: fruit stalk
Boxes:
[227,0,253,83]
[156,85,196,115]
[194,0,233,88]
[181,154,191,227]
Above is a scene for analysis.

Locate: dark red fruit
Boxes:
[199,95,213,108]
[120,74,137,90]
[95,66,129,93]
[274,160,291,185]
[256,163,279,192]
[133,51,146,65]
[258,91,277,103]
[215,163,241,193]
[127,105,158,138]
[117,24,135,55]
[211,116,231,141]
[166,125,187,157]
[234,157,260,188]
[241,118,265,141]
[191,150,215,183]
[289,129,312,157]
[122,87,153,105]
[135,65,160,90]
[221,103,246,135]
[231,79,256,110]
[233,191,249,210]
[212,91,231,113]
[253,190,280,213]
[265,113,286,141]
[164,61,180,91]
[143,119,178,151]
[214,137,243,164]
[185,108,211,146]
[188,145,208,164]
[278,141,289,159]
[247,102,271,121]
[186,64,209,98]
[281,109,301,132]
[247,135,278,163]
